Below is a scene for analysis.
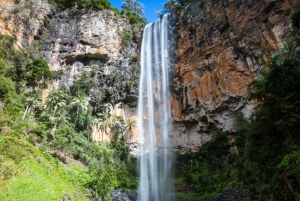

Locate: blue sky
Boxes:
[109,0,166,23]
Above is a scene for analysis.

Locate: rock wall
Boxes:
[36,8,141,146]
[0,0,141,147]
[1,0,300,155]
[170,0,300,153]
[0,0,53,47]
[38,9,135,86]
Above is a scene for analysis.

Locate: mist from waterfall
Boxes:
[137,14,175,201]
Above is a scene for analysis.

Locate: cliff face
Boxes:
[37,8,141,148]
[1,0,299,155]
[0,0,53,47]
[0,0,141,149]
[170,0,300,153]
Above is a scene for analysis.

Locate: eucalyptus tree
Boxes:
[121,0,144,16]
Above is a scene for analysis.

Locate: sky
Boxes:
[109,0,166,23]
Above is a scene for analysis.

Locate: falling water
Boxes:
[137,14,175,201]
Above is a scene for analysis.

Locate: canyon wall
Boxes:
[1,0,300,155]
[0,0,141,151]
[170,0,300,153]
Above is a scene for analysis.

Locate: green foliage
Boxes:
[71,73,95,96]
[65,164,92,191]
[22,57,52,89]
[88,142,137,200]
[246,20,300,200]
[0,33,137,200]
[49,0,113,11]
[156,0,181,17]
[0,59,14,77]
[0,34,15,60]
[0,137,89,201]
[13,50,29,83]
[121,0,144,16]
[122,29,133,46]
[291,8,300,29]
[0,76,15,99]
[179,21,300,200]
[121,9,146,26]
[51,125,91,161]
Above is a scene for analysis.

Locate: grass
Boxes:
[175,192,199,200]
[174,177,198,200]
[0,136,89,201]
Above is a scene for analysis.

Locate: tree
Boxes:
[156,0,179,17]
[22,94,43,121]
[49,111,70,139]
[125,120,135,142]
[246,27,300,199]
[71,95,91,127]
[121,0,144,16]
[22,58,52,89]
[0,76,15,99]
[98,112,112,142]
[46,88,69,116]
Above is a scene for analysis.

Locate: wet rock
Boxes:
[112,190,137,201]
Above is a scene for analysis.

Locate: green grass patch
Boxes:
[0,136,89,201]
[175,192,198,200]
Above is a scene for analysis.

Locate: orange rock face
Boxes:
[170,0,300,153]
[0,0,53,47]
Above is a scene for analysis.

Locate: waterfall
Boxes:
[137,14,175,201]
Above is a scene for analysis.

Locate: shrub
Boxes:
[22,57,52,89]
[122,29,133,46]
[291,9,300,29]
[49,0,112,11]
[0,76,15,99]
[121,10,146,26]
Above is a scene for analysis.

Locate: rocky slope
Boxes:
[170,0,300,153]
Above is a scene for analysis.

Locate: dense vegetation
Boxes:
[2,0,300,200]
[48,0,146,26]
[0,0,149,199]
[48,0,115,11]
[176,10,300,201]
[0,34,138,201]
[0,137,89,200]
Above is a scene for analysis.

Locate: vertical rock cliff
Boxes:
[0,0,53,47]
[170,0,300,153]
[0,0,142,151]
[1,0,299,155]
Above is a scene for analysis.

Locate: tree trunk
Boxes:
[74,108,79,127]
[22,105,30,121]
[51,124,57,140]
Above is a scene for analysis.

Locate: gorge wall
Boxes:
[170,0,300,153]
[0,0,141,152]
[1,0,299,155]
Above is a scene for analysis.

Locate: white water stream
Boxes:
[137,14,175,201]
